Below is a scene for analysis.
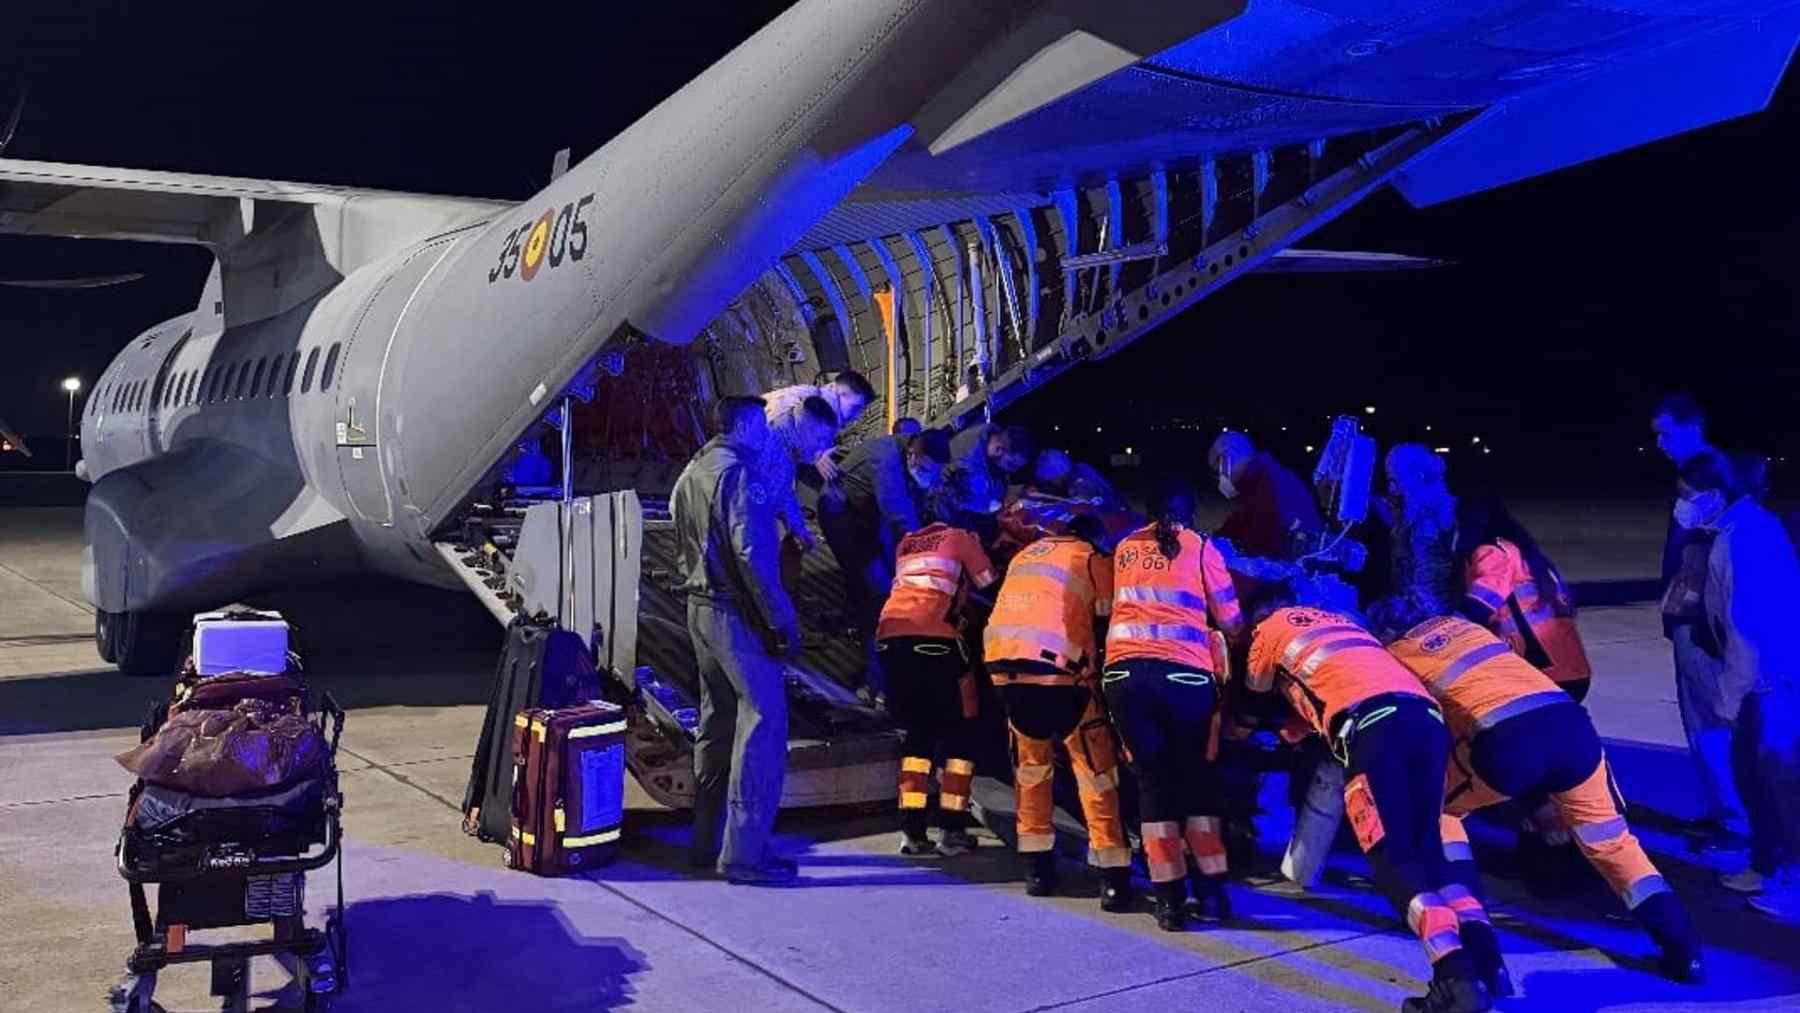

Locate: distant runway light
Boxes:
[1095,426,1103,434]
[1471,435,1481,444]
[1424,425,1432,432]
[1125,446,1134,455]
[1364,405,1376,415]
[1434,447,1451,454]
[1304,445,1316,453]
[1483,446,1492,455]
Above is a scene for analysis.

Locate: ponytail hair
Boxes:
[1154,518,1182,561]
[1148,474,1198,560]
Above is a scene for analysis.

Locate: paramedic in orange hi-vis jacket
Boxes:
[1102,477,1243,932]
[1379,602,1702,986]
[876,516,999,859]
[1455,496,1594,702]
[983,515,1132,913]
[1247,598,1501,1013]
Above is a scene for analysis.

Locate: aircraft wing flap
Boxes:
[0,177,231,243]
[0,158,510,246]
[0,157,392,204]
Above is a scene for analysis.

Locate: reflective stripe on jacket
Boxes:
[985,535,1113,674]
[1106,525,1241,671]
[1387,615,1565,741]
[1464,538,1591,685]
[877,523,999,640]
[1245,607,1430,739]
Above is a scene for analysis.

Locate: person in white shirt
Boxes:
[1678,452,1800,921]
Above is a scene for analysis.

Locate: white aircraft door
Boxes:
[335,239,453,525]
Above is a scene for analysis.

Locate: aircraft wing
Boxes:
[0,272,145,289]
[0,158,510,248]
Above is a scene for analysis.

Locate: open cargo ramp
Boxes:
[436,490,901,811]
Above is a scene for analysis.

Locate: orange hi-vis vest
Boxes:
[1387,615,1568,741]
[877,523,999,641]
[1106,525,1242,672]
[985,535,1113,681]
[1246,607,1432,739]
[1464,539,1592,686]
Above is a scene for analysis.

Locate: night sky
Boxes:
[3,1,1796,488]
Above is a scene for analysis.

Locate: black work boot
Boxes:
[1398,976,1491,1013]
[1634,891,1704,983]
[1100,866,1135,913]
[1024,852,1058,897]
[1186,869,1233,923]
[1456,921,1514,999]
[1152,881,1189,932]
[1400,953,1490,1013]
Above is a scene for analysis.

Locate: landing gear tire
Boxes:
[95,609,118,663]
[98,610,184,677]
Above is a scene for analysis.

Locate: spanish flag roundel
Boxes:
[520,208,555,281]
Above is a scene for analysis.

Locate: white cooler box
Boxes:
[192,610,291,675]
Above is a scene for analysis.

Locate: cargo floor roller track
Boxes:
[436,491,900,811]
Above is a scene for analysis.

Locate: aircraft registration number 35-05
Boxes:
[487,194,596,283]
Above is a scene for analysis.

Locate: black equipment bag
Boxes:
[462,617,601,842]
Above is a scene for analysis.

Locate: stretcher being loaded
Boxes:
[108,612,348,1013]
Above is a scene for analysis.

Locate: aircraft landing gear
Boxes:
[97,609,184,676]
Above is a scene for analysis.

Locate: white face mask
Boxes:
[1217,472,1238,500]
[1673,490,1725,530]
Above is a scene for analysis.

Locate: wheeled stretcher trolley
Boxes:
[109,673,348,1013]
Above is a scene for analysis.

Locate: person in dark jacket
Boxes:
[1209,432,1323,564]
[817,428,952,697]
[1208,432,1323,609]
[1652,393,1747,849]
[671,395,803,885]
[949,422,1034,516]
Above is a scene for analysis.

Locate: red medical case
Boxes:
[507,701,626,875]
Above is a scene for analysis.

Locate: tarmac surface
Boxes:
[4,504,1798,1012]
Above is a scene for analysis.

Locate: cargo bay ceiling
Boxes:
[559,1,1800,477]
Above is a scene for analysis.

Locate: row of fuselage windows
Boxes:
[98,343,342,417]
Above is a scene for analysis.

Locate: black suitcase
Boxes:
[462,618,601,843]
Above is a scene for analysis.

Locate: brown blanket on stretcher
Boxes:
[117,692,327,797]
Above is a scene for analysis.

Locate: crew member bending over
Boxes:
[1381,607,1703,984]
[984,516,1132,911]
[1103,477,1243,931]
[1247,600,1500,1013]
[876,515,999,858]
[1455,496,1593,702]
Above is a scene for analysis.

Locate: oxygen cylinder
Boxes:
[1282,759,1346,889]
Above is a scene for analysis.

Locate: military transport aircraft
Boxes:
[7,0,1797,804]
